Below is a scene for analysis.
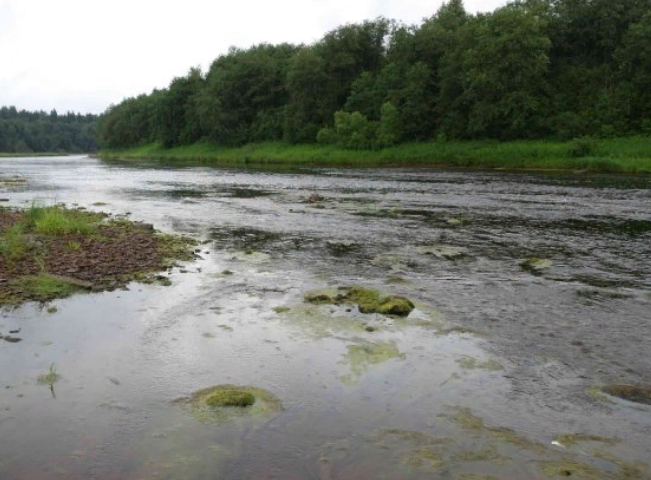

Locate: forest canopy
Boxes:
[98,0,651,151]
[0,107,98,153]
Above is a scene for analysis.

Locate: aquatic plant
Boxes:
[37,363,61,385]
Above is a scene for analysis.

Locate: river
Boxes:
[1,155,650,479]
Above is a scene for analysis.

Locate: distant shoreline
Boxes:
[98,138,651,174]
[0,152,71,157]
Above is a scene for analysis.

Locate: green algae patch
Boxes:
[453,445,502,463]
[273,306,291,314]
[538,461,607,479]
[458,476,502,480]
[593,451,651,479]
[443,408,546,453]
[520,257,552,274]
[340,340,406,384]
[601,384,651,405]
[231,250,271,263]
[457,357,504,371]
[176,384,283,424]
[403,448,446,470]
[384,276,410,285]
[554,434,620,448]
[373,429,453,447]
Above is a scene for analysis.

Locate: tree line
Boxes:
[0,107,99,153]
[99,0,651,151]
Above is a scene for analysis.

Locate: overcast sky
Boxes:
[0,0,505,115]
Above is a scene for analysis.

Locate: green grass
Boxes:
[25,205,99,235]
[0,223,27,263]
[99,137,651,173]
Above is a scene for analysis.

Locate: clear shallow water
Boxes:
[0,156,650,479]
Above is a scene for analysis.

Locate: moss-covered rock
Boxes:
[304,288,340,305]
[176,384,283,424]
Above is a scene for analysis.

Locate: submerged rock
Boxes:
[307,193,325,203]
[417,245,466,260]
[601,384,651,405]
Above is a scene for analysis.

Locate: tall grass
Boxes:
[100,137,651,173]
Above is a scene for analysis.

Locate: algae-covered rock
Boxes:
[346,286,414,317]
[377,297,415,316]
[204,389,255,407]
[520,257,552,273]
[601,384,651,405]
[303,285,416,317]
[176,384,283,424]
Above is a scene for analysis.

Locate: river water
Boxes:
[1,155,650,479]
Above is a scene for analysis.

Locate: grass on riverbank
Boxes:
[99,137,651,173]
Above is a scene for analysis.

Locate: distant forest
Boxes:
[0,107,99,154]
[95,0,651,150]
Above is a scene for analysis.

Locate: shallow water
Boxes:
[1,156,650,479]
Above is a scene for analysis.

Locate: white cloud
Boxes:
[0,0,505,114]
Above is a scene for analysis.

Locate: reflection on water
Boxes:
[0,155,650,479]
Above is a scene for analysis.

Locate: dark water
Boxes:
[1,156,650,479]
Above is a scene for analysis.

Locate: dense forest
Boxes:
[99,0,651,151]
[0,107,98,154]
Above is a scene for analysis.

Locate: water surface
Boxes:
[1,156,650,479]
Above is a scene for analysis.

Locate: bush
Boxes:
[316,127,338,145]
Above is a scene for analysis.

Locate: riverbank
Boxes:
[98,137,651,173]
[0,205,195,306]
